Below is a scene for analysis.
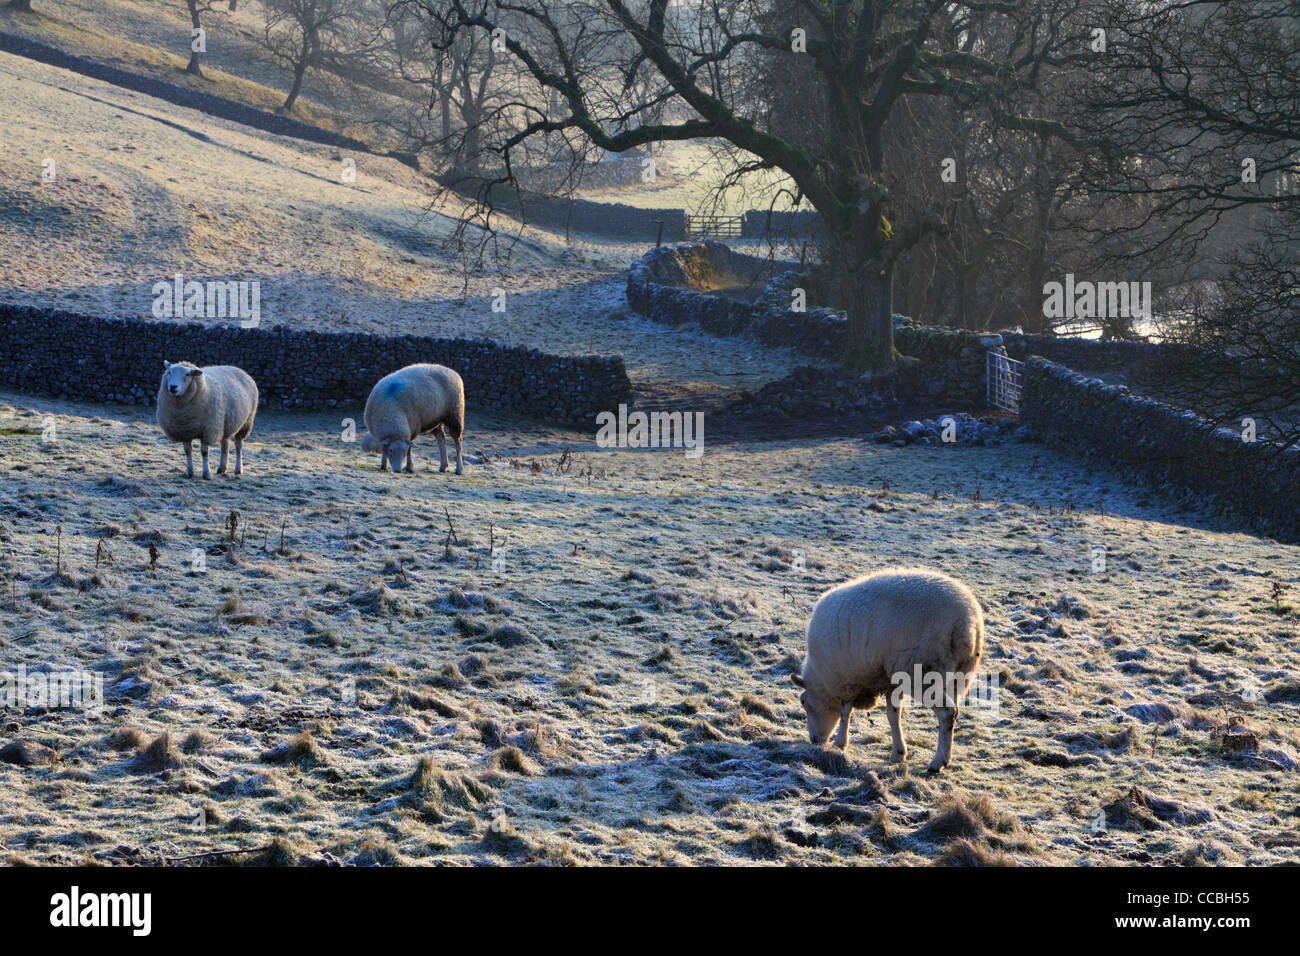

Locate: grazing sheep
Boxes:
[156,361,258,480]
[791,567,985,772]
[360,363,464,475]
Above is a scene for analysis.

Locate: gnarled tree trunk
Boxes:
[185,0,203,76]
[834,234,896,370]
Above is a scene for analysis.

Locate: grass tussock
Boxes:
[483,622,537,647]
[133,732,183,772]
[352,838,402,866]
[487,745,541,776]
[0,740,59,766]
[644,643,676,666]
[102,727,146,751]
[408,755,492,821]
[937,837,1018,866]
[260,731,324,767]
[250,837,297,867]
[914,792,1027,851]
[735,826,783,860]
[395,689,464,718]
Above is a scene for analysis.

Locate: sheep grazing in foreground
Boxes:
[792,567,985,772]
[156,361,258,480]
[359,363,464,475]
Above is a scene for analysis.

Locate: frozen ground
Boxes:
[0,47,810,404]
[2,393,1298,865]
[1,27,1297,867]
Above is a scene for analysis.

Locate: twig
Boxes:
[163,844,269,864]
[95,539,120,571]
[532,597,557,612]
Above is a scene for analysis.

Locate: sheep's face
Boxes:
[162,362,202,398]
[382,439,410,472]
[799,688,839,745]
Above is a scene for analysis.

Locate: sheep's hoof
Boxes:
[889,748,907,763]
[454,467,463,475]
[926,760,948,775]
[216,466,226,475]
[439,464,447,472]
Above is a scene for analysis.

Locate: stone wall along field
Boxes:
[440,178,821,243]
[1020,357,1300,543]
[0,305,632,427]
[627,242,841,355]
[894,320,1002,407]
[629,242,997,403]
[438,176,688,241]
[1001,332,1209,372]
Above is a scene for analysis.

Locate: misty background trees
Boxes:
[385,0,1108,368]
[86,0,1292,423]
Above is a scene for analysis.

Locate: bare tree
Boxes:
[1077,0,1300,445]
[260,0,355,113]
[183,1,228,76]
[395,0,1096,368]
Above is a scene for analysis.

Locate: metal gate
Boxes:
[987,349,1024,413]
[685,214,742,239]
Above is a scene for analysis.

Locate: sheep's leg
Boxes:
[451,425,463,476]
[403,444,414,474]
[216,439,229,475]
[435,428,448,473]
[887,699,907,762]
[184,440,195,479]
[929,706,957,773]
[234,437,243,476]
[199,442,212,480]
[833,702,853,750]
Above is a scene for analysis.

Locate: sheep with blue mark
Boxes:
[359,364,465,474]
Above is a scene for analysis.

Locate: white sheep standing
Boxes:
[359,363,464,475]
[791,567,985,772]
[156,361,258,480]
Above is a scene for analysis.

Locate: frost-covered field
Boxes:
[0,48,807,399]
[3,13,1298,868]
[3,392,1298,866]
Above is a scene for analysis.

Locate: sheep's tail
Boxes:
[951,613,985,705]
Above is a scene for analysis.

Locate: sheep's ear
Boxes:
[190,367,204,376]
[790,673,806,688]
[163,360,172,369]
